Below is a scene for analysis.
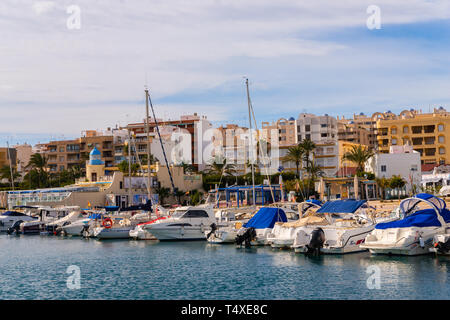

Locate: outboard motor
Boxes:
[435,238,450,254]
[306,227,325,256]
[206,223,217,240]
[235,227,256,248]
[6,220,22,235]
[81,224,90,238]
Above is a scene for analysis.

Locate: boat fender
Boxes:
[102,218,113,229]
[419,236,425,248]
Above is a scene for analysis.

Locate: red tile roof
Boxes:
[421,163,439,173]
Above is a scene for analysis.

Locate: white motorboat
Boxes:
[44,209,82,235]
[59,212,105,236]
[235,207,288,246]
[291,199,390,254]
[143,204,215,241]
[361,193,450,256]
[0,210,37,232]
[92,212,152,239]
[8,206,79,235]
[267,200,323,249]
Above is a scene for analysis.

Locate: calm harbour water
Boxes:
[0,234,449,300]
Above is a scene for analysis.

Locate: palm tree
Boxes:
[155,186,170,205]
[283,145,304,178]
[389,175,406,200]
[298,139,316,172]
[305,160,324,181]
[342,145,374,175]
[206,158,236,176]
[0,165,20,187]
[180,161,196,174]
[27,153,48,188]
[376,177,390,200]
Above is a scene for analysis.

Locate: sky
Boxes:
[1,0,450,146]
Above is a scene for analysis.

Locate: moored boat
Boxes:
[361,193,450,256]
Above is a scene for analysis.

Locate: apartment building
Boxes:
[13,144,33,174]
[126,113,213,171]
[0,148,16,169]
[297,113,339,177]
[337,113,377,149]
[261,117,297,147]
[45,139,81,172]
[376,107,450,165]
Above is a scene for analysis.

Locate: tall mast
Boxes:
[6,141,15,191]
[128,129,132,206]
[245,78,256,205]
[145,88,152,204]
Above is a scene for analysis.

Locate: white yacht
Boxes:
[267,200,323,249]
[291,199,390,254]
[143,204,215,241]
[361,193,450,256]
[92,212,152,239]
[0,210,37,232]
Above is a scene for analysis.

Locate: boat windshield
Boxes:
[172,210,187,218]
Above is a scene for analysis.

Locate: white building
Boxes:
[365,145,421,193]
[297,113,339,177]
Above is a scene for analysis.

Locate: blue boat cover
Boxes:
[1,211,28,217]
[244,207,287,229]
[306,199,322,206]
[376,208,450,229]
[316,200,366,214]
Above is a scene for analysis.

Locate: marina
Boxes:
[0,234,449,300]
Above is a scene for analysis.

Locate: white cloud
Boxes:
[32,1,56,15]
[0,0,450,142]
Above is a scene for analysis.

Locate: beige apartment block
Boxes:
[375,107,450,165]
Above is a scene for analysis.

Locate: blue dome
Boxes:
[90,147,101,156]
[289,117,295,121]
[89,147,104,165]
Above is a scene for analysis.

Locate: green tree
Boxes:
[118,160,140,176]
[342,145,374,175]
[389,175,406,200]
[27,153,48,188]
[0,165,20,188]
[283,145,304,178]
[155,186,171,205]
[206,158,236,176]
[189,190,203,205]
[298,139,317,172]
[376,177,390,200]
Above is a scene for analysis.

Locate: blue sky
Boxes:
[1,0,450,146]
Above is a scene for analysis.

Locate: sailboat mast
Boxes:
[127,129,132,206]
[6,141,15,191]
[245,78,256,205]
[145,88,152,204]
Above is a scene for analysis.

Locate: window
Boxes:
[391,138,397,145]
[183,210,209,218]
[439,147,445,154]
[411,165,418,171]
[59,156,65,162]
[381,165,387,172]
[403,126,409,134]
[59,146,65,152]
[305,125,310,132]
[391,128,397,134]
[438,124,444,132]
[321,133,328,138]
[439,136,445,143]
[321,124,327,128]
